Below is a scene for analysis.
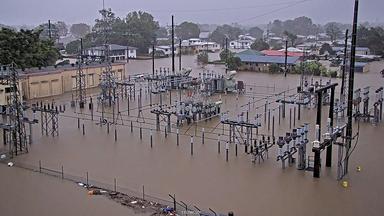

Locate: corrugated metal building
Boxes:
[235,50,300,72]
[16,62,126,100]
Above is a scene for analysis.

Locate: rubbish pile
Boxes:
[78,182,177,215]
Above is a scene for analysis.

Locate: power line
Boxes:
[146,1,305,13]
[233,0,313,23]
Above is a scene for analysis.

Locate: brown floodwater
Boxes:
[1,54,384,216]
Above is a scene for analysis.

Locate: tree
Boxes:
[294,61,327,76]
[270,20,283,36]
[56,21,68,37]
[250,39,270,51]
[227,56,242,70]
[270,17,319,36]
[67,10,159,55]
[248,26,263,39]
[269,64,280,73]
[357,25,384,56]
[325,22,342,42]
[70,23,91,38]
[210,24,243,45]
[156,27,168,38]
[124,11,159,54]
[284,31,298,47]
[176,22,200,40]
[0,28,59,69]
[319,43,335,55]
[220,49,233,62]
[35,22,59,41]
[197,52,208,66]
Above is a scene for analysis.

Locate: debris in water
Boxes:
[356,166,362,172]
[342,181,349,188]
[88,190,102,195]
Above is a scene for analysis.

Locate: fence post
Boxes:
[176,129,179,146]
[39,160,41,173]
[86,172,89,186]
[150,130,153,148]
[142,185,145,200]
[202,128,205,144]
[114,127,117,142]
[190,136,194,156]
[114,178,117,192]
[289,108,292,129]
[61,165,64,179]
[82,124,85,135]
[226,141,229,162]
[235,143,238,156]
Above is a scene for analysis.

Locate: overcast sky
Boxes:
[0,0,382,27]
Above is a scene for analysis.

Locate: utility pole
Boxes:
[76,38,86,108]
[225,37,228,74]
[99,3,117,109]
[345,0,359,176]
[284,40,288,77]
[341,29,349,100]
[0,64,28,157]
[179,38,182,71]
[152,39,155,76]
[171,15,175,73]
[48,20,52,39]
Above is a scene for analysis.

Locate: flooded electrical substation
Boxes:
[1,54,384,216]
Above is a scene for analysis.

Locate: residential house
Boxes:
[180,39,221,54]
[84,44,137,62]
[199,32,210,40]
[148,46,174,57]
[229,35,256,49]
[333,46,371,56]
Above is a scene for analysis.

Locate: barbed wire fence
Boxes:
[0,159,227,216]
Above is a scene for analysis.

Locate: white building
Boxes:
[148,45,175,57]
[84,44,137,62]
[229,35,256,49]
[180,39,221,54]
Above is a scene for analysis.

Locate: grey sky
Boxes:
[0,0,382,27]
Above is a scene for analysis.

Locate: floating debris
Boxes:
[342,181,349,188]
[356,166,362,172]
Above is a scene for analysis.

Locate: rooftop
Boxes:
[261,50,304,57]
[89,44,138,51]
[235,53,300,64]
[1,62,126,78]
[236,49,264,56]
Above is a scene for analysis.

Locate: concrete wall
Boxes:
[21,63,126,100]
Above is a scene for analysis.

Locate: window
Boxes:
[88,74,95,87]
[72,76,77,90]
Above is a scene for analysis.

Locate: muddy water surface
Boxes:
[1,55,384,216]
